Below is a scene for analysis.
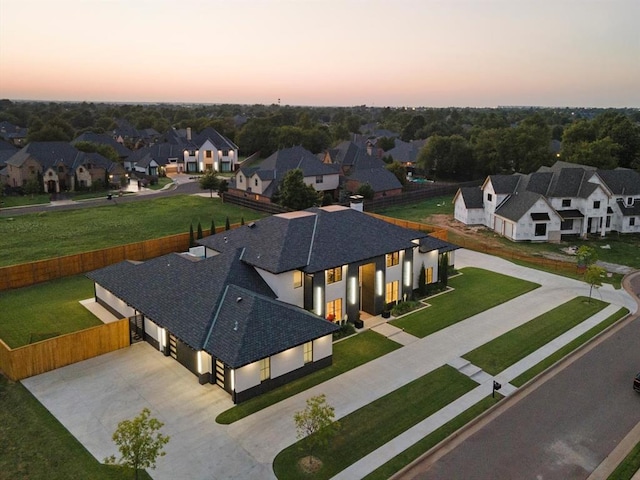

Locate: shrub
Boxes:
[391,301,421,317]
[332,322,356,340]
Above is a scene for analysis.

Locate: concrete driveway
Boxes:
[22,342,274,480]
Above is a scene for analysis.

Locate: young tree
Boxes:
[23,177,41,198]
[439,253,449,288]
[196,221,203,240]
[210,219,216,236]
[225,216,231,231]
[418,263,427,296]
[240,217,245,226]
[576,246,597,270]
[584,265,606,303]
[105,408,170,480]
[199,170,219,198]
[294,394,340,468]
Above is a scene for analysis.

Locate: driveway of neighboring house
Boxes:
[21,249,638,479]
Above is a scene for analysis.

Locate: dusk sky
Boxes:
[1,0,638,108]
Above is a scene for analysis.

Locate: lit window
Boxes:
[426,267,433,283]
[293,271,303,288]
[385,281,399,304]
[386,252,400,267]
[326,298,342,320]
[304,342,313,363]
[259,358,270,381]
[326,267,342,284]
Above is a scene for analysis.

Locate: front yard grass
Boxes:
[463,296,608,375]
[391,268,540,338]
[0,195,264,267]
[273,365,477,480]
[608,439,640,480]
[0,375,150,480]
[0,275,99,348]
[216,330,401,424]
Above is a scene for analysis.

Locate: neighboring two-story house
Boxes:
[87,206,458,403]
[171,127,239,173]
[230,145,340,203]
[4,141,125,193]
[454,161,640,241]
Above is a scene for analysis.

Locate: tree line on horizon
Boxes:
[1,99,638,182]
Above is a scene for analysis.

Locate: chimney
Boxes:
[349,195,364,212]
[186,127,192,141]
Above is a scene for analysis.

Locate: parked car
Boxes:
[634,373,640,393]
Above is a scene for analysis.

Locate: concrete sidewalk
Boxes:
[22,249,637,480]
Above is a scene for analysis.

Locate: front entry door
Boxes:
[359,263,376,315]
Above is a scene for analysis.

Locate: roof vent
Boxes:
[236,296,242,302]
[233,321,238,331]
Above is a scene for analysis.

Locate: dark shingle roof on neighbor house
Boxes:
[6,141,83,168]
[495,190,551,222]
[457,186,484,209]
[198,205,445,274]
[72,132,132,158]
[347,167,402,192]
[87,249,337,368]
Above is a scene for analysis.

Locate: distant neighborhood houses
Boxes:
[454,161,640,241]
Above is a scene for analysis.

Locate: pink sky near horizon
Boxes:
[1,0,639,108]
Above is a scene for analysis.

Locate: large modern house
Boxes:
[454,161,640,242]
[87,206,458,403]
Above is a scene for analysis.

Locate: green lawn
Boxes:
[0,195,265,267]
[0,193,50,208]
[216,330,401,424]
[376,195,454,221]
[0,375,151,480]
[391,268,540,338]
[608,440,640,480]
[273,365,477,480]
[463,297,608,375]
[363,395,500,480]
[511,307,629,386]
[0,275,100,348]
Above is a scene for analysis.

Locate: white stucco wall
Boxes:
[144,318,160,343]
[256,268,304,307]
[314,335,332,361]
[271,345,304,378]
[95,284,135,318]
[413,249,438,288]
[234,362,260,394]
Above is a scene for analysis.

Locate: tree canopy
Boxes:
[274,169,319,210]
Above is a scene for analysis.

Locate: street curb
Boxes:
[393,270,640,480]
[587,420,640,480]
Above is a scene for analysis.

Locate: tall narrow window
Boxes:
[293,270,303,288]
[304,342,313,363]
[326,298,342,320]
[259,358,270,381]
[426,267,433,283]
[385,281,399,304]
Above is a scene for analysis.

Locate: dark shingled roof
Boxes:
[127,143,185,167]
[198,206,429,274]
[194,127,238,151]
[617,199,640,216]
[419,236,460,254]
[205,284,338,368]
[557,209,584,219]
[347,167,402,192]
[5,141,83,169]
[596,169,640,196]
[488,175,522,194]
[72,132,132,158]
[495,190,546,222]
[87,249,338,367]
[458,187,484,209]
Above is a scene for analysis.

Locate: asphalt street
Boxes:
[398,296,640,480]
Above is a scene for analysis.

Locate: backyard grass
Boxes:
[363,395,500,480]
[0,275,99,348]
[463,296,608,375]
[216,330,401,424]
[376,195,454,220]
[510,306,629,386]
[608,440,640,480]
[391,268,540,338]
[273,365,477,480]
[0,375,151,480]
[0,195,264,267]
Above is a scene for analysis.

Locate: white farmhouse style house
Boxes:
[454,161,640,242]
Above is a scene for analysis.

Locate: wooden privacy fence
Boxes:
[0,318,129,381]
[367,213,449,241]
[0,230,208,291]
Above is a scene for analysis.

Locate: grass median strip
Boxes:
[215,330,401,424]
[391,267,540,338]
[273,365,477,480]
[0,275,99,348]
[463,296,608,375]
[0,375,150,480]
[511,306,629,386]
